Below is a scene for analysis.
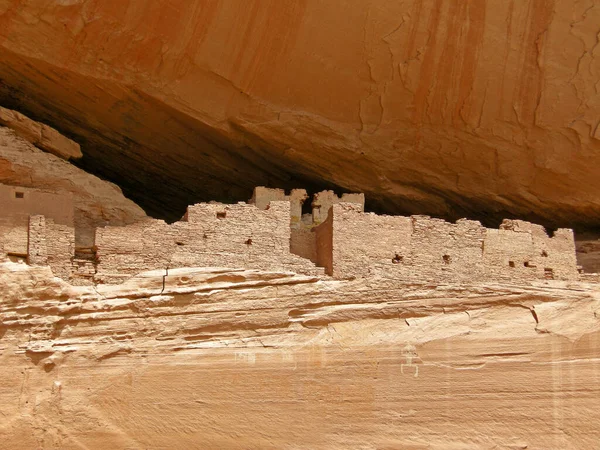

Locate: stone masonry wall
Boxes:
[325,203,580,282]
[250,187,308,226]
[409,216,486,282]
[330,203,412,278]
[0,183,74,260]
[312,190,365,225]
[46,219,75,280]
[95,201,322,284]
[27,215,47,266]
[26,215,75,279]
[251,187,366,266]
[484,220,579,281]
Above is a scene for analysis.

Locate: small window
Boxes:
[217,212,226,219]
[15,192,24,199]
[392,254,403,264]
[524,261,531,267]
[541,250,548,257]
[443,254,451,264]
[509,261,515,268]
[245,239,253,246]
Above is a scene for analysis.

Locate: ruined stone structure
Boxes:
[94,201,323,284]
[0,184,583,285]
[0,183,75,279]
[250,186,365,264]
[322,203,580,282]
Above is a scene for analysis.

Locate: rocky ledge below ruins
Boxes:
[1,261,599,449]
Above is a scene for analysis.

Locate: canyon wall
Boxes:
[0,127,146,247]
[1,263,599,449]
[0,1,599,226]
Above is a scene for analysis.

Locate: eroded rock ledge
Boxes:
[1,262,599,448]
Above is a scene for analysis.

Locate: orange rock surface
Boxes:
[0,1,599,225]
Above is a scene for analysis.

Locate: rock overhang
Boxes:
[0,1,599,231]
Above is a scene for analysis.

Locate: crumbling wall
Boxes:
[46,219,75,280]
[94,219,167,283]
[483,220,579,281]
[250,187,308,225]
[251,187,366,266]
[27,215,47,265]
[25,215,74,279]
[312,191,365,225]
[95,201,322,283]
[324,205,579,282]
[410,217,486,282]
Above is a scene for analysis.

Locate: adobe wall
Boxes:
[0,183,74,226]
[0,183,74,259]
[251,187,366,266]
[324,204,580,282]
[329,203,412,278]
[95,201,323,284]
[25,215,75,279]
[290,228,318,262]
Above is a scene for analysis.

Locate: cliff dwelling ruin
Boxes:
[2,2,600,447]
[0,183,588,286]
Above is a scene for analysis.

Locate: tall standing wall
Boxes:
[323,204,580,282]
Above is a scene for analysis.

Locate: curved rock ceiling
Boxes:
[0,1,599,228]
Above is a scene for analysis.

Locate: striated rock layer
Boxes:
[0,262,599,448]
[0,1,599,226]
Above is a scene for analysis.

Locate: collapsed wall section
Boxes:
[95,201,322,284]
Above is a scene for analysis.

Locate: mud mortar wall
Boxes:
[95,201,322,283]
[327,204,579,282]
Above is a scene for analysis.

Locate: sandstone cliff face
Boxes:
[0,106,82,160]
[1,262,599,448]
[0,1,599,226]
[0,127,146,246]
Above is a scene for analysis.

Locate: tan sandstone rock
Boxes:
[0,262,599,448]
[0,127,146,246]
[0,106,82,160]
